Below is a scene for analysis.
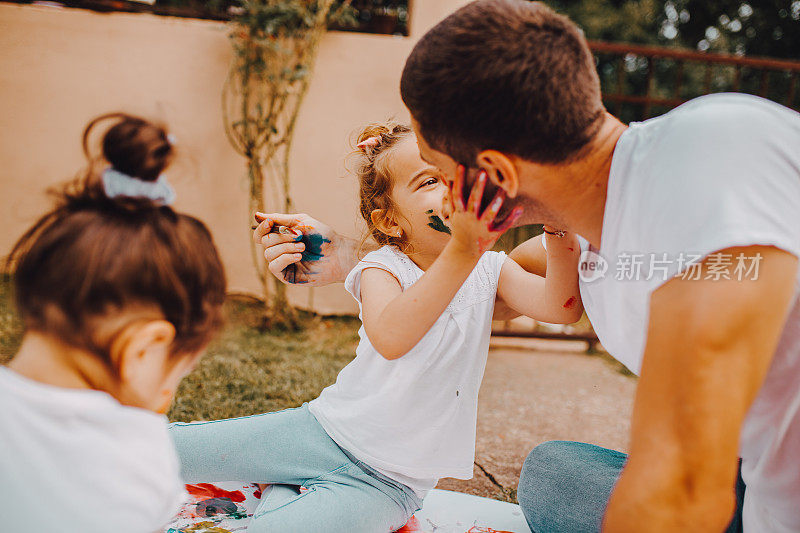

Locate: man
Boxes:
[255,1,800,531]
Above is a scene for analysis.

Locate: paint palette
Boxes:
[163,482,532,533]
[165,482,260,532]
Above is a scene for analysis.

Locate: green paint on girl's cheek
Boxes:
[425,209,451,235]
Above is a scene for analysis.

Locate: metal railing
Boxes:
[590,40,800,120]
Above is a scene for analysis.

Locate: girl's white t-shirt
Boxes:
[309,246,507,498]
[579,94,800,532]
[0,366,186,533]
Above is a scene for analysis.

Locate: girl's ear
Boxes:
[110,319,176,394]
[476,150,520,198]
[371,208,401,238]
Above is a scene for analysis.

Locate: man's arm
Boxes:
[603,245,798,531]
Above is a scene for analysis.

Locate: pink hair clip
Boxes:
[357,136,382,150]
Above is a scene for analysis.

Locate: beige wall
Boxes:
[0,0,469,314]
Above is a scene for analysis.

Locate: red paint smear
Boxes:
[395,516,422,532]
[477,236,496,253]
[568,247,574,252]
[563,296,577,309]
[185,483,246,503]
[466,527,514,533]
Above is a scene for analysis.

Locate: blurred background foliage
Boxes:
[551,0,799,59]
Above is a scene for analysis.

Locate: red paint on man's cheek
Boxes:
[563,296,577,309]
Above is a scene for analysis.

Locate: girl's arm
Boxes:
[497,228,583,324]
[493,234,548,320]
[360,168,522,360]
[360,241,482,360]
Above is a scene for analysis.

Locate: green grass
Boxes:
[168,300,360,421]
[0,275,24,365]
[0,276,360,421]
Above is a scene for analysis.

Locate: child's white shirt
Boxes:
[0,366,186,532]
[309,245,507,498]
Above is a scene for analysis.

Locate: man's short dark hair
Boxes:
[401,0,604,165]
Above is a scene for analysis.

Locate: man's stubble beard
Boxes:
[505,193,567,230]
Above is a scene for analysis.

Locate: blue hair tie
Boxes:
[102,168,176,206]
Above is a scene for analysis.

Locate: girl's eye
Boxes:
[421,177,438,188]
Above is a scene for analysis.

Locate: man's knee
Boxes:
[517,441,625,533]
[518,441,577,508]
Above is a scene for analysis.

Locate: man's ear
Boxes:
[370,209,401,238]
[476,150,520,198]
[111,320,176,382]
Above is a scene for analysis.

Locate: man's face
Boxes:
[411,119,533,228]
[412,119,460,185]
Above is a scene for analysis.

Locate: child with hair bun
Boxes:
[0,113,227,533]
[170,121,583,532]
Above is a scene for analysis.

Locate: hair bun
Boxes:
[78,112,176,207]
[83,113,174,182]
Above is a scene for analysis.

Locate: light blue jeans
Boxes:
[517,441,745,533]
[168,404,422,533]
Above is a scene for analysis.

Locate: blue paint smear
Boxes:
[297,233,331,262]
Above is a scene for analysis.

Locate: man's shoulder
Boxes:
[649,93,794,130]
[619,94,799,187]
[629,94,788,153]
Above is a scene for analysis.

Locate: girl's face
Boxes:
[384,135,453,256]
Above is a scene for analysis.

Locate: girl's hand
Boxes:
[543,225,580,254]
[446,165,523,256]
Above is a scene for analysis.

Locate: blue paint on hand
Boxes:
[298,233,331,262]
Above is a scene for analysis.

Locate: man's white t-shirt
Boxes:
[309,246,506,498]
[579,94,800,532]
[0,367,186,532]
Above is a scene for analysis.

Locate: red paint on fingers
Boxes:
[488,206,524,233]
[453,165,467,210]
[477,236,496,252]
[467,171,488,213]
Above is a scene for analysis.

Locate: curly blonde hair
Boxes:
[354,121,414,252]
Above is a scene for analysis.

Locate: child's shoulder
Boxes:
[479,249,508,273]
[345,245,424,295]
[360,244,405,265]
